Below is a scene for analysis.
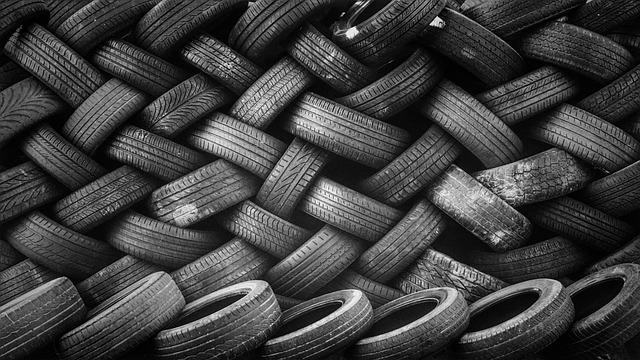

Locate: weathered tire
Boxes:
[0,259,57,306]
[318,270,405,309]
[579,160,640,216]
[587,235,640,273]
[568,0,640,33]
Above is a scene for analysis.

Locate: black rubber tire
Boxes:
[0,277,86,360]
[420,8,526,87]
[0,162,64,224]
[299,177,405,242]
[282,92,411,169]
[52,165,156,233]
[104,125,209,181]
[154,280,281,360]
[171,238,275,302]
[149,159,261,227]
[455,279,574,360]
[318,270,405,309]
[180,33,263,95]
[228,0,334,63]
[353,199,446,283]
[0,259,57,306]
[426,165,532,252]
[0,239,24,271]
[275,294,302,311]
[472,148,596,207]
[62,78,148,154]
[463,0,583,37]
[22,124,107,189]
[416,79,524,168]
[259,289,374,360]
[56,272,185,360]
[92,40,188,97]
[286,23,376,94]
[134,0,247,56]
[217,200,312,259]
[229,56,313,130]
[264,225,362,299]
[0,77,66,147]
[3,23,107,107]
[6,211,121,280]
[0,60,29,92]
[522,104,640,173]
[587,235,640,273]
[359,125,461,207]
[105,211,224,270]
[137,74,231,138]
[579,160,640,216]
[46,0,91,30]
[186,112,286,179]
[522,196,636,253]
[336,48,443,119]
[470,236,591,283]
[0,0,48,44]
[515,21,635,84]
[348,288,469,360]
[475,66,581,126]
[553,264,640,358]
[75,255,161,307]
[333,0,446,65]
[577,64,640,124]
[395,249,508,303]
[255,137,329,220]
[568,0,640,33]
[608,25,640,57]
[54,0,157,54]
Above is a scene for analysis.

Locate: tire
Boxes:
[394,249,507,303]
[462,0,583,37]
[318,270,405,309]
[587,235,640,273]
[171,238,275,302]
[282,92,411,169]
[46,0,91,30]
[264,225,362,299]
[0,259,57,306]
[62,78,148,154]
[426,165,531,252]
[333,0,446,64]
[255,137,329,220]
[348,288,469,360]
[416,80,523,168]
[553,264,640,358]
[420,8,526,87]
[353,199,447,283]
[359,125,461,207]
[286,23,375,94]
[154,280,281,360]
[276,294,302,310]
[75,255,161,307]
[608,26,640,56]
[579,160,640,216]
[5,211,121,280]
[104,125,209,181]
[568,0,640,33]
[180,33,263,95]
[217,200,312,259]
[3,23,107,107]
[0,0,48,43]
[0,78,66,147]
[0,240,23,271]
[134,0,247,56]
[22,124,107,189]
[515,21,634,83]
[259,289,374,360]
[475,66,581,126]
[229,56,313,129]
[336,48,443,119]
[52,165,156,232]
[0,60,29,91]
[186,112,286,179]
[56,272,185,360]
[137,74,231,138]
[149,159,261,227]
[0,277,86,360]
[522,104,640,173]
[577,64,640,124]
[92,40,188,97]
[455,279,574,360]
[54,0,157,54]
[470,236,591,283]
[228,0,334,63]
[299,177,405,242]
[105,211,224,270]
[522,196,636,253]
[0,162,64,224]
[472,148,596,207]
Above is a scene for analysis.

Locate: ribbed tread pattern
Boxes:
[569,0,640,33]
[319,270,404,308]
[0,0,48,42]
[0,240,24,272]
[587,235,640,273]
[46,0,92,30]
[0,259,57,306]
[579,160,640,216]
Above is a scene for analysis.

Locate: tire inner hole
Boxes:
[466,291,540,332]
[364,299,439,337]
[173,293,245,327]
[571,278,624,320]
[273,301,342,337]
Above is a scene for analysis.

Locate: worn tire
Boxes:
[0,259,57,306]
[568,0,640,33]
[318,270,405,309]
[578,160,640,216]
[0,0,48,44]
